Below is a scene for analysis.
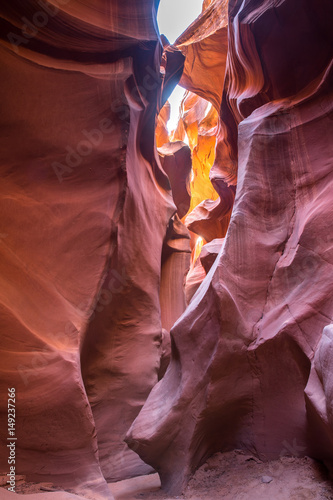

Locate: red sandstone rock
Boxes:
[158,141,192,218]
[176,0,229,112]
[185,186,235,242]
[158,329,172,380]
[0,1,178,498]
[305,324,333,474]
[1,0,333,498]
[160,215,191,333]
[156,102,171,148]
[127,0,333,494]
[184,258,207,305]
[199,238,224,274]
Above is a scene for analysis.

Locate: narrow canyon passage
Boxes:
[156,0,235,335]
[0,1,333,500]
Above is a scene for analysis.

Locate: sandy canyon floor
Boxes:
[1,451,333,500]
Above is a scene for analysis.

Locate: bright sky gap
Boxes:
[157,0,204,133]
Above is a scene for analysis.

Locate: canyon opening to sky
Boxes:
[157,0,203,133]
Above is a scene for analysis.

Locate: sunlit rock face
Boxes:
[127,0,333,494]
[0,0,176,497]
[156,101,171,148]
[176,0,229,112]
[173,1,235,246]
[156,89,223,315]
[181,93,219,212]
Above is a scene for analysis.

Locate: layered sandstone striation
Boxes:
[127,0,333,494]
[0,1,177,498]
[1,0,333,499]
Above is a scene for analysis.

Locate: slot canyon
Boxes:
[0,0,333,499]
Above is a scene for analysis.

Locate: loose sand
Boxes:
[1,451,332,500]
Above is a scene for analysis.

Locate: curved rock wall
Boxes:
[0,0,176,497]
[1,0,333,498]
[127,0,333,494]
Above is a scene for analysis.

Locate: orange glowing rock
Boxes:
[175,0,229,111]
[192,235,205,266]
[128,1,333,496]
[175,91,219,216]
[156,87,221,251]
[156,101,171,148]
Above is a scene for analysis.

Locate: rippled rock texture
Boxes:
[0,1,176,498]
[127,0,333,494]
[1,0,333,499]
